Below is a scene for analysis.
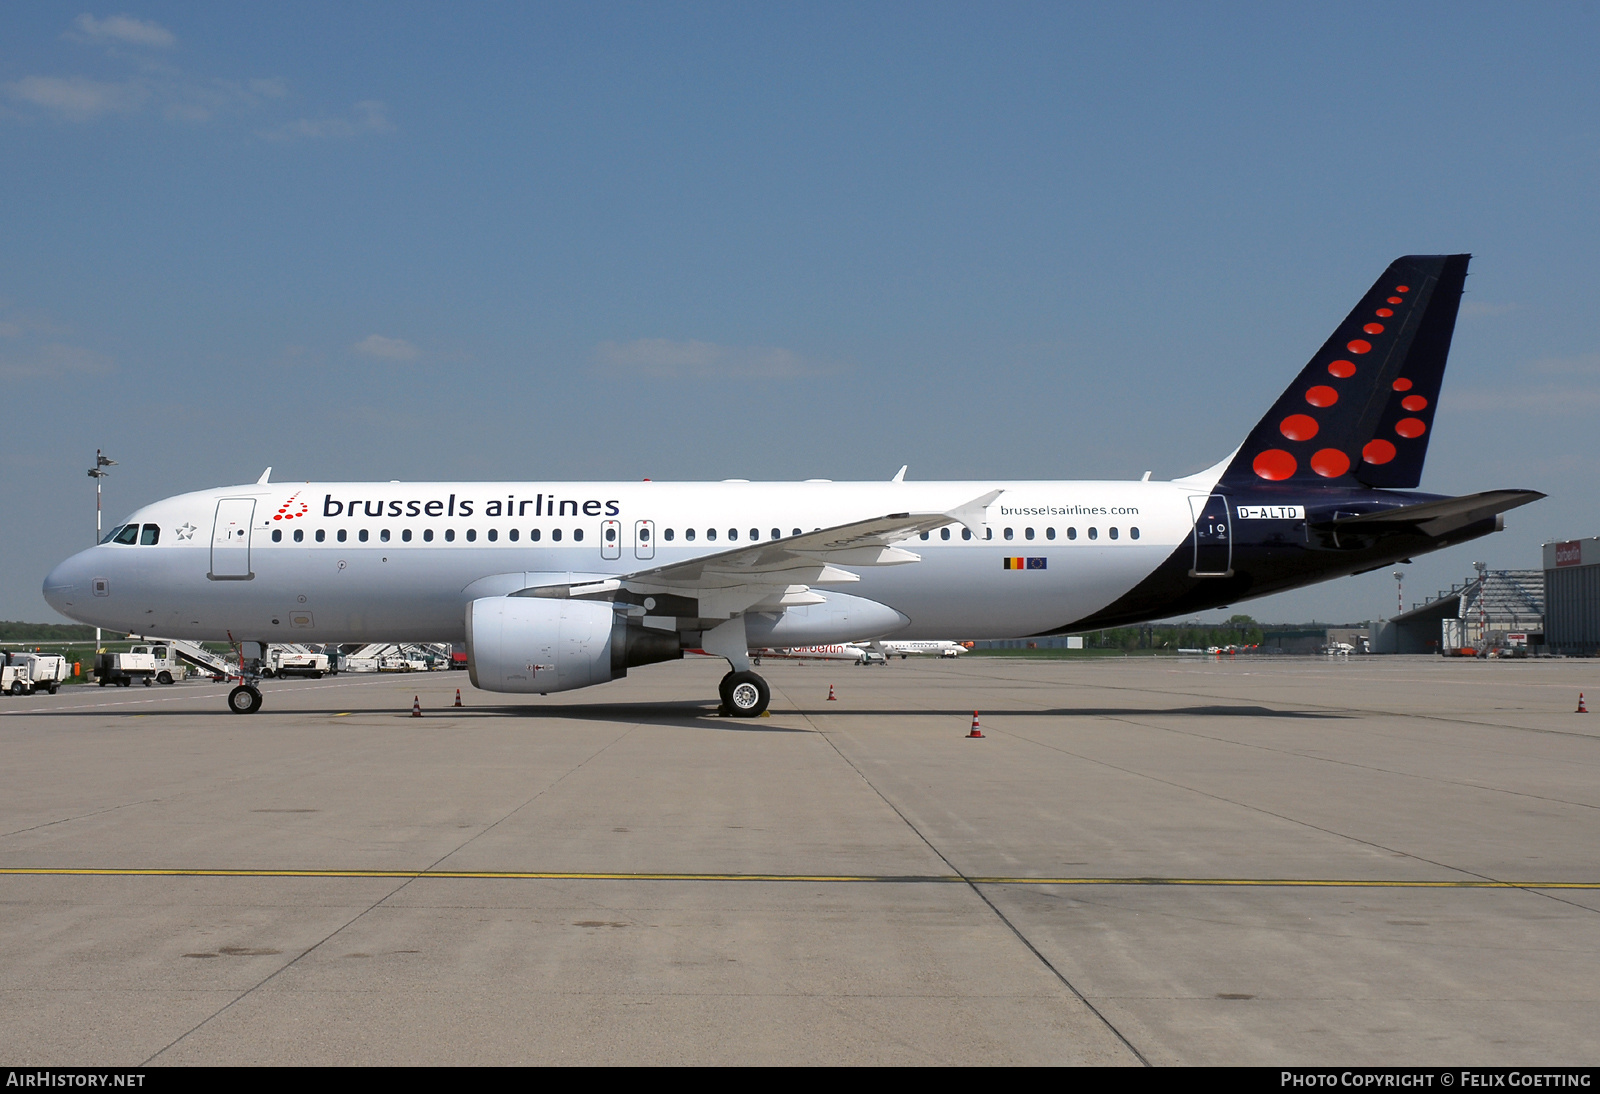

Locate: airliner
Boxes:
[868,640,969,659]
[43,255,1541,717]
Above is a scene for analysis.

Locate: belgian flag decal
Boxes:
[1003,557,1048,570]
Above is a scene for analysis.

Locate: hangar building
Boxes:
[1543,538,1600,656]
[1374,569,1543,654]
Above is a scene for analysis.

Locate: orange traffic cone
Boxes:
[827,684,837,701]
[1578,693,1589,714]
[454,688,463,707]
[412,695,422,718]
[967,711,984,738]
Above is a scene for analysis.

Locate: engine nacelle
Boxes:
[467,596,678,694]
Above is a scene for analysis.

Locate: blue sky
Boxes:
[4,3,1598,625]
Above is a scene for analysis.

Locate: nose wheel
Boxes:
[228,684,262,714]
[718,670,770,717]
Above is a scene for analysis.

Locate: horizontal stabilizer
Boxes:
[1313,490,1544,534]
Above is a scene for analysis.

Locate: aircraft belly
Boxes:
[855,545,1170,639]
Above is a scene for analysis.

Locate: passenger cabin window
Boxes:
[962,529,972,541]
[685,529,695,541]
[665,529,675,541]
[140,524,160,545]
[445,529,455,542]
[487,529,497,542]
[1067,527,1077,540]
[529,529,539,541]
[605,527,616,543]
[573,528,583,542]
[272,529,282,542]
[1130,527,1140,539]
[1045,527,1055,540]
[466,529,476,542]
[338,529,348,542]
[1109,527,1119,540]
[771,528,780,540]
[941,528,950,540]
[707,529,717,541]
[294,529,304,542]
[113,524,139,545]
[920,532,929,541]
[359,529,369,542]
[316,529,326,542]
[402,529,412,542]
[381,529,391,542]
[792,528,801,537]
[1025,527,1034,540]
[424,529,434,542]
[551,529,561,542]
[509,529,518,542]
[1088,527,1098,540]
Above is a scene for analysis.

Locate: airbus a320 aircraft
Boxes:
[44,256,1541,717]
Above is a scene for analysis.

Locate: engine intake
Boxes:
[466,596,679,694]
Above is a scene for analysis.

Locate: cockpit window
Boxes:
[102,524,126,544]
[140,524,160,545]
[112,524,140,545]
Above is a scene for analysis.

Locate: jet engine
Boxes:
[466,596,679,694]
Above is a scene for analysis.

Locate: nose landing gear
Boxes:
[224,637,267,714]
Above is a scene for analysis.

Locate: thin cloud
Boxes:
[260,100,394,141]
[352,334,419,361]
[1449,354,1600,415]
[594,338,839,380]
[71,14,177,49]
[7,17,375,137]
[7,75,147,119]
[0,342,114,380]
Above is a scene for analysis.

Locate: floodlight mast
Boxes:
[87,450,116,651]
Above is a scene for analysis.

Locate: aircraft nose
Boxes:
[42,551,90,617]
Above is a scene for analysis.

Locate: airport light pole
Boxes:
[87,450,116,651]
[1472,560,1488,649]
[1392,570,1404,615]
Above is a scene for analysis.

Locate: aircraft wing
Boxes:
[517,489,1002,619]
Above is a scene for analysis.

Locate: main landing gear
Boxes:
[718,670,770,718]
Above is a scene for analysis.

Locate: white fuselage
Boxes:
[44,477,1207,645]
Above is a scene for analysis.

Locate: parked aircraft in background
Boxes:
[866,640,970,659]
[45,256,1540,717]
[751,645,876,665]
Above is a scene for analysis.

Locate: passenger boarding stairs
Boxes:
[132,637,238,679]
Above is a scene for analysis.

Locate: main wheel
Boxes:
[157,671,173,685]
[228,685,263,714]
[723,671,770,718]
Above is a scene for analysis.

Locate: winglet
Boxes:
[891,465,907,483]
[947,489,1003,537]
[256,467,272,485]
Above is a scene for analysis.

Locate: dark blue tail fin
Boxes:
[1218,254,1469,490]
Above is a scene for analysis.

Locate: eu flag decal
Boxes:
[1003,557,1047,570]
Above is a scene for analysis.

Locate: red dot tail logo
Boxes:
[273,491,311,522]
